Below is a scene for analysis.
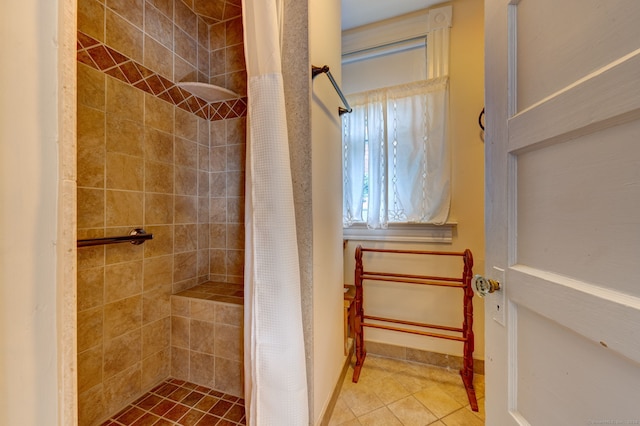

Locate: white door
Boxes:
[484,0,640,424]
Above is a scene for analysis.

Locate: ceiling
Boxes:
[341,0,442,30]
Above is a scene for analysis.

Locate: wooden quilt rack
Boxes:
[351,245,478,412]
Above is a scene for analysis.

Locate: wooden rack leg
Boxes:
[460,251,478,411]
[352,246,366,382]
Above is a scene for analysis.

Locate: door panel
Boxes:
[515,305,640,425]
[485,0,640,424]
[516,120,640,295]
[516,0,640,111]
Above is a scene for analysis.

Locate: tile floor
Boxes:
[99,378,245,426]
[329,355,485,426]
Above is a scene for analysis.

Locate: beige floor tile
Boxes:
[339,419,362,426]
[358,406,403,426]
[329,397,357,426]
[369,375,411,405]
[387,395,438,426]
[340,381,385,417]
[428,422,446,426]
[413,383,463,419]
[465,397,485,421]
[441,407,484,426]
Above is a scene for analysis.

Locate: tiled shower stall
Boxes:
[76,0,247,423]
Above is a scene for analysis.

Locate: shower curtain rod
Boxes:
[311,65,352,116]
[77,228,153,247]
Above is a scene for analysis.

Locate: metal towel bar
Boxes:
[311,65,353,116]
[77,228,153,247]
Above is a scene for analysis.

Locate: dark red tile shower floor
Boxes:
[101,378,246,426]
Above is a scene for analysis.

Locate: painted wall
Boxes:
[309,0,346,423]
[343,0,486,360]
[0,0,61,424]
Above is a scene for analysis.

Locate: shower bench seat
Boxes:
[170,281,244,397]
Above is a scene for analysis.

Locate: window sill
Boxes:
[342,222,456,243]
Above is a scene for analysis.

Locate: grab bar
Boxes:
[77,228,153,247]
[311,65,352,116]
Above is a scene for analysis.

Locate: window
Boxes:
[342,78,450,229]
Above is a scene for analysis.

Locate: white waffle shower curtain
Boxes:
[242,0,309,425]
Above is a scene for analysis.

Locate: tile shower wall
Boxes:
[76,0,246,424]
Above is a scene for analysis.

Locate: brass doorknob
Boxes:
[472,274,501,297]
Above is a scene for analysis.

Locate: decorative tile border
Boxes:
[77,31,247,121]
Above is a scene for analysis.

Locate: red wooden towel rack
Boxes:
[351,245,478,412]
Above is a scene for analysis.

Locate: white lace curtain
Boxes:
[342,77,450,228]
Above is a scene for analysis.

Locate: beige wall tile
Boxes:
[214,357,242,396]
[144,128,174,163]
[175,137,198,168]
[173,277,197,293]
[175,108,198,141]
[209,198,226,223]
[78,266,105,311]
[142,317,170,357]
[106,77,144,120]
[78,63,106,110]
[198,171,209,198]
[175,26,197,67]
[171,346,190,381]
[227,116,246,145]
[104,260,143,303]
[78,307,104,352]
[226,70,247,97]
[106,190,144,227]
[209,48,225,77]
[209,146,226,172]
[106,115,144,156]
[190,319,216,354]
[144,95,174,133]
[209,223,226,249]
[142,347,171,389]
[189,352,214,388]
[145,161,174,194]
[193,0,223,22]
[174,0,198,39]
[197,224,210,249]
[104,295,142,340]
[78,345,104,393]
[144,35,174,81]
[78,131,106,188]
[78,0,105,42]
[226,223,243,250]
[104,330,142,378]
[107,0,144,28]
[171,296,190,316]
[171,315,190,348]
[144,255,174,291]
[174,196,198,223]
[209,249,226,276]
[145,193,174,225]
[78,244,106,270]
[226,171,244,197]
[106,152,144,191]
[145,3,173,49]
[197,196,210,223]
[175,224,198,253]
[190,299,216,322]
[197,118,209,146]
[106,9,144,63]
[209,22,225,51]
[226,144,244,172]
[175,166,197,195]
[174,251,198,282]
[174,56,198,83]
[216,304,242,326]
[227,197,243,224]
[78,384,106,426]
[142,283,171,324]
[146,0,173,19]
[78,188,105,229]
[143,225,174,257]
[225,44,244,74]
[227,250,244,276]
[226,16,243,46]
[103,365,142,415]
[197,145,209,170]
[210,120,225,146]
[214,323,241,361]
[209,172,226,197]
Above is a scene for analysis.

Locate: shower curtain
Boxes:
[242,0,309,425]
